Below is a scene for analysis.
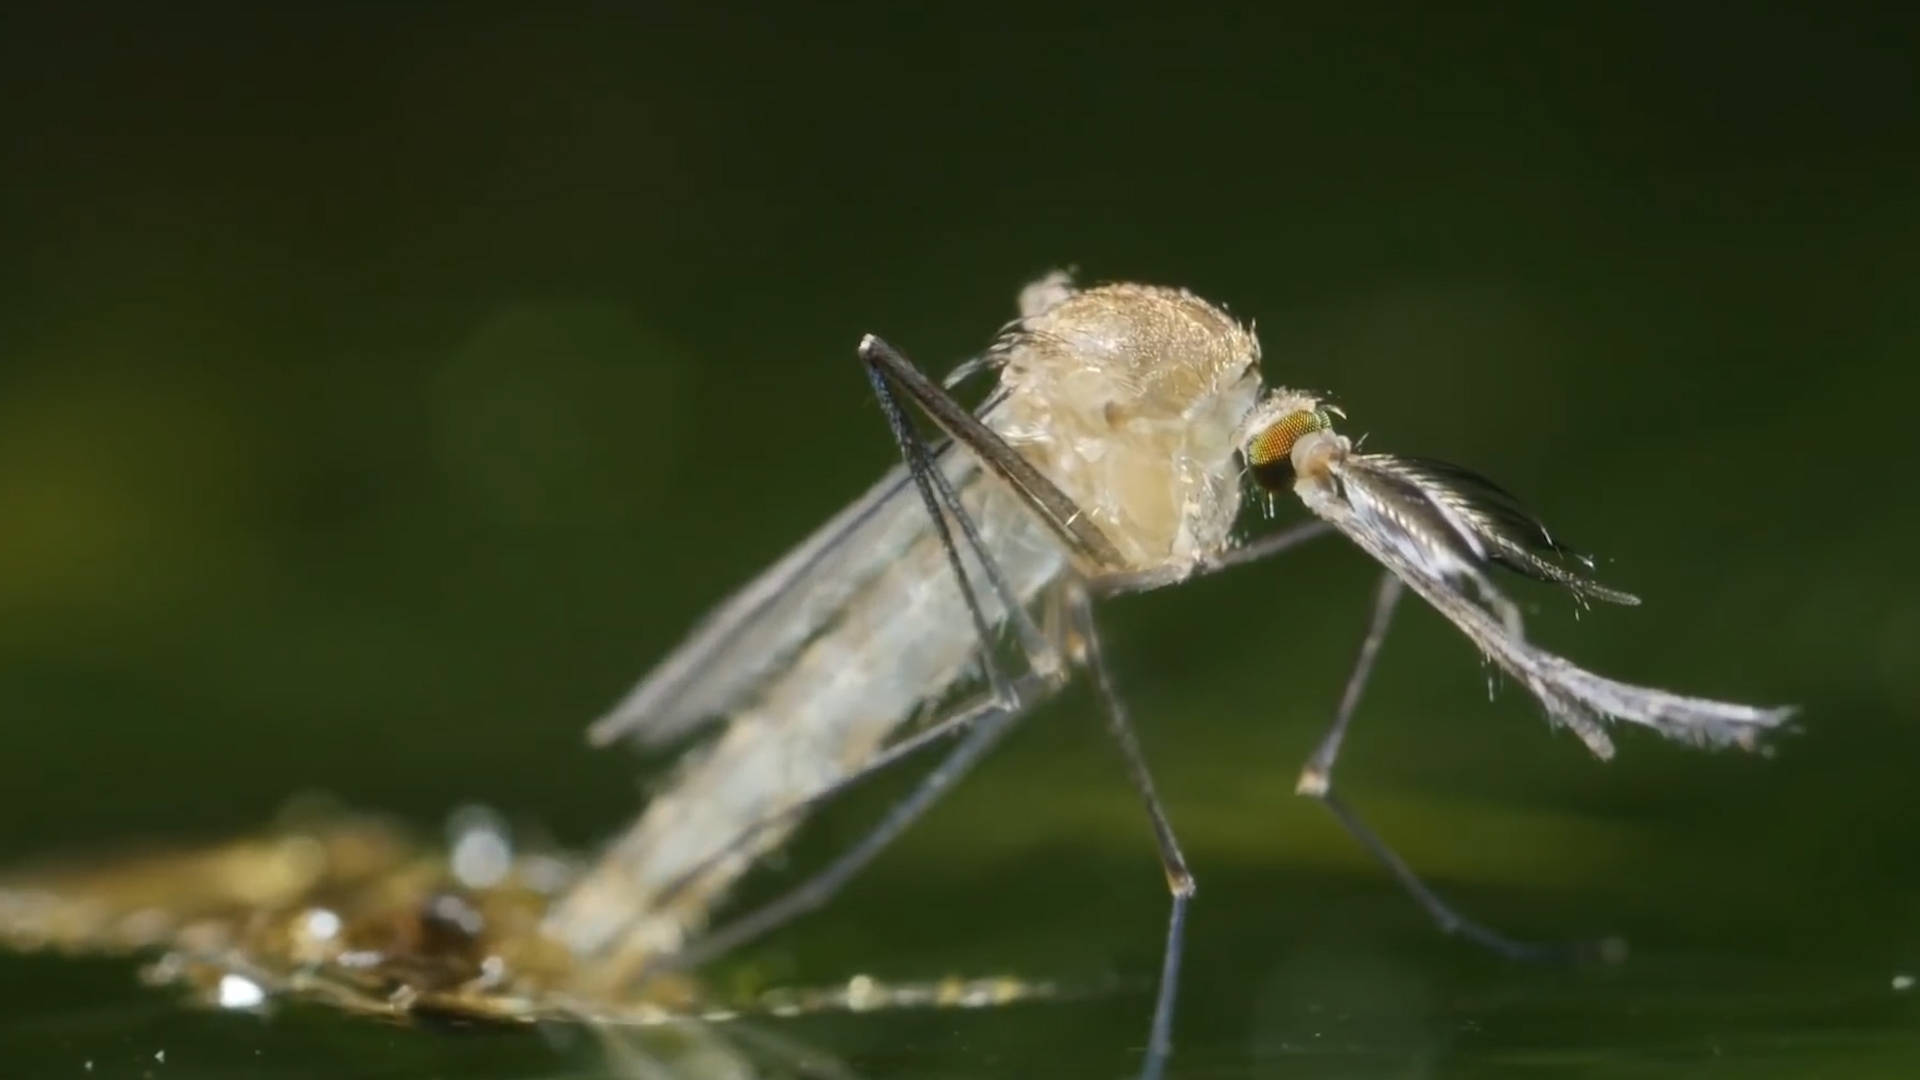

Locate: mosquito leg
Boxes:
[1295,571,1404,799]
[1299,571,1608,963]
[658,336,1101,973]
[649,678,1053,914]
[912,393,1057,675]
[1094,520,1335,596]
[1066,585,1192,1080]
[634,394,1065,920]
[661,675,1042,973]
[1203,520,1337,575]
[864,333,1056,685]
[859,334,1128,571]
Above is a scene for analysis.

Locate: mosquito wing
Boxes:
[587,440,982,748]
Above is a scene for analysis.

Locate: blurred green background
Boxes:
[2,4,1917,1077]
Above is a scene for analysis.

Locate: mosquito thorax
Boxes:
[995,282,1264,571]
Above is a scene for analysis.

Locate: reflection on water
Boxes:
[0,802,1065,1078]
[6,791,1919,1077]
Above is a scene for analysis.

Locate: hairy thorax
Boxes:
[990,282,1264,574]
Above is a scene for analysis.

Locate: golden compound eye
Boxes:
[1244,408,1331,483]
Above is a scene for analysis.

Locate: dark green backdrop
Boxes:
[3,5,1916,1077]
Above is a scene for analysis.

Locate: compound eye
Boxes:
[1244,408,1330,488]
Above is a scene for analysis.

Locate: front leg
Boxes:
[1297,570,1619,963]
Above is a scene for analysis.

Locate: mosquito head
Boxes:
[1240,391,1348,492]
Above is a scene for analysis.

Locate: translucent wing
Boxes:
[588,442,981,748]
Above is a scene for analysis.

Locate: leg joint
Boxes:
[1295,765,1331,798]
[1167,870,1197,899]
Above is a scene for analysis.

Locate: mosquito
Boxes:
[546,272,1795,1080]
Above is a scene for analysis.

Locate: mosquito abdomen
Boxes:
[545,475,1067,967]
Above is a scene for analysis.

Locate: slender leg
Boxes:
[659,336,1087,972]
[908,378,1056,675]
[863,343,1026,701]
[859,334,1129,571]
[649,349,1078,915]
[663,678,1042,972]
[1298,571,1605,963]
[1093,520,1335,596]
[1200,520,1336,577]
[1067,586,1191,1080]
[649,677,1055,914]
[1295,572,1404,799]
